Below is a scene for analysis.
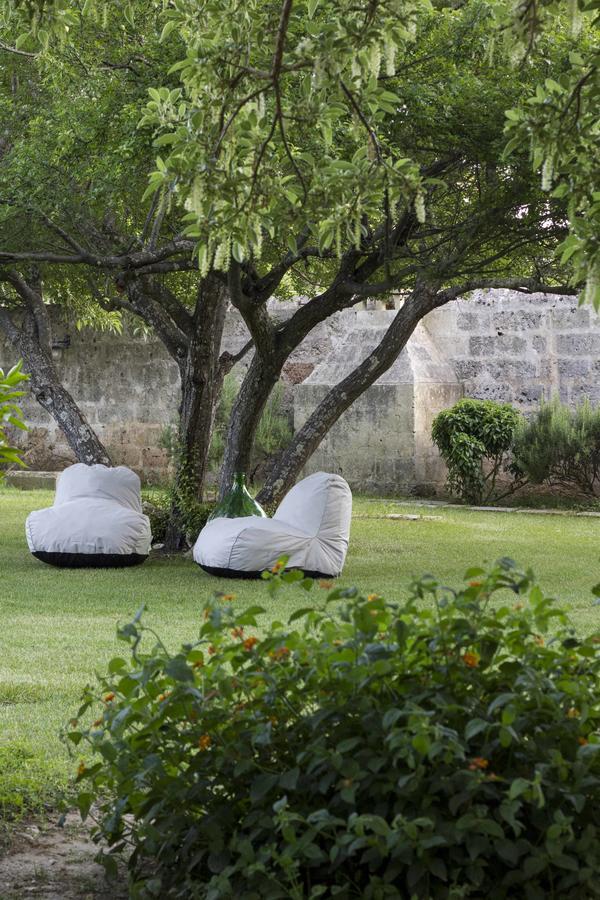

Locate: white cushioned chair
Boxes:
[26,463,152,568]
[193,471,352,578]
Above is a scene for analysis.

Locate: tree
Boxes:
[0,0,590,523]
[502,0,600,307]
[0,8,252,545]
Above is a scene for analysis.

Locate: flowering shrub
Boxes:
[67,561,600,898]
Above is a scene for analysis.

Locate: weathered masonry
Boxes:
[1,290,597,494]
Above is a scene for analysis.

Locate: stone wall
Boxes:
[425,290,598,410]
[0,301,337,482]
[2,290,599,493]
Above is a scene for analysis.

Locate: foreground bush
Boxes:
[512,398,600,497]
[0,360,28,475]
[67,562,600,899]
[431,399,523,504]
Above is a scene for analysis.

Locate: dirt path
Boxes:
[0,815,127,900]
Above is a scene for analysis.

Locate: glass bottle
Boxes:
[208,472,267,521]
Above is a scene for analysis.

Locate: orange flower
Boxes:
[223,593,236,602]
[462,651,480,668]
[271,561,284,574]
[243,636,259,652]
[578,736,589,746]
[468,580,482,588]
[103,692,115,703]
[77,761,86,778]
[270,646,290,661]
[367,593,379,602]
[208,644,217,655]
[319,580,334,589]
[157,691,171,702]
[198,734,211,751]
[533,635,545,647]
[231,627,245,640]
[92,718,103,728]
[567,707,580,719]
[468,757,489,771]
[193,659,204,669]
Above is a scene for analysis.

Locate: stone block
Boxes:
[457,311,490,331]
[282,362,315,384]
[550,306,590,329]
[469,335,527,357]
[557,358,591,377]
[492,310,545,330]
[4,471,58,490]
[557,334,600,355]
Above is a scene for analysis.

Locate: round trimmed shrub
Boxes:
[432,398,522,504]
[68,562,600,899]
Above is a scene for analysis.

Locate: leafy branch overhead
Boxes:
[4,0,598,299]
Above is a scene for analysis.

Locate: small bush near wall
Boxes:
[512,398,600,498]
[67,561,600,899]
[432,399,522,504]
[142,489,213,545]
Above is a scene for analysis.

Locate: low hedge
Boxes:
[67,561,600,898]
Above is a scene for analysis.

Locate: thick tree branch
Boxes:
[126,280,189,363]
[219,337,254,377]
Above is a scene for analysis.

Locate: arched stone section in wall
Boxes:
[293,310,462,496]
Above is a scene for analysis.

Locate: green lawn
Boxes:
[1,486,599,819]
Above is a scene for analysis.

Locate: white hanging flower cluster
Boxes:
[414,191,426,223]
[541,156,554,192]
[584,265,599,307]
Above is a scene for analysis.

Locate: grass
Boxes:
[1,485,599,823]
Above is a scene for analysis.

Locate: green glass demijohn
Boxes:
[208,472,267,521]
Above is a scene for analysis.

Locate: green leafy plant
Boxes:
[210,375,292,481]
[67,560,600,898]
[432,398,523,504]
[512,398,600,498]
[142,488,213,546]
[0,360,29,476]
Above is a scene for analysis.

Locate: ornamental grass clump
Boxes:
[67,561,600,899]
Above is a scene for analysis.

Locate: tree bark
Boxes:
[257,284,446,507]
[218,353,281,500]
[0,305,112,466]
[163,276,229,551]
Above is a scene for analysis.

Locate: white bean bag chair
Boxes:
[194,472,352,578]
[26,463,152,568]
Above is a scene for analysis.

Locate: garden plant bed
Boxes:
[0,813,126,899]
[1,485,599,858]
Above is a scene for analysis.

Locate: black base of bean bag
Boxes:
[198,564,337,580]
[32,551,148,569]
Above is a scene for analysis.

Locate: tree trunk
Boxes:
[257,286,444,507]
[217,353,280,500]
[163,277,228,551]
[0,307,112,466]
